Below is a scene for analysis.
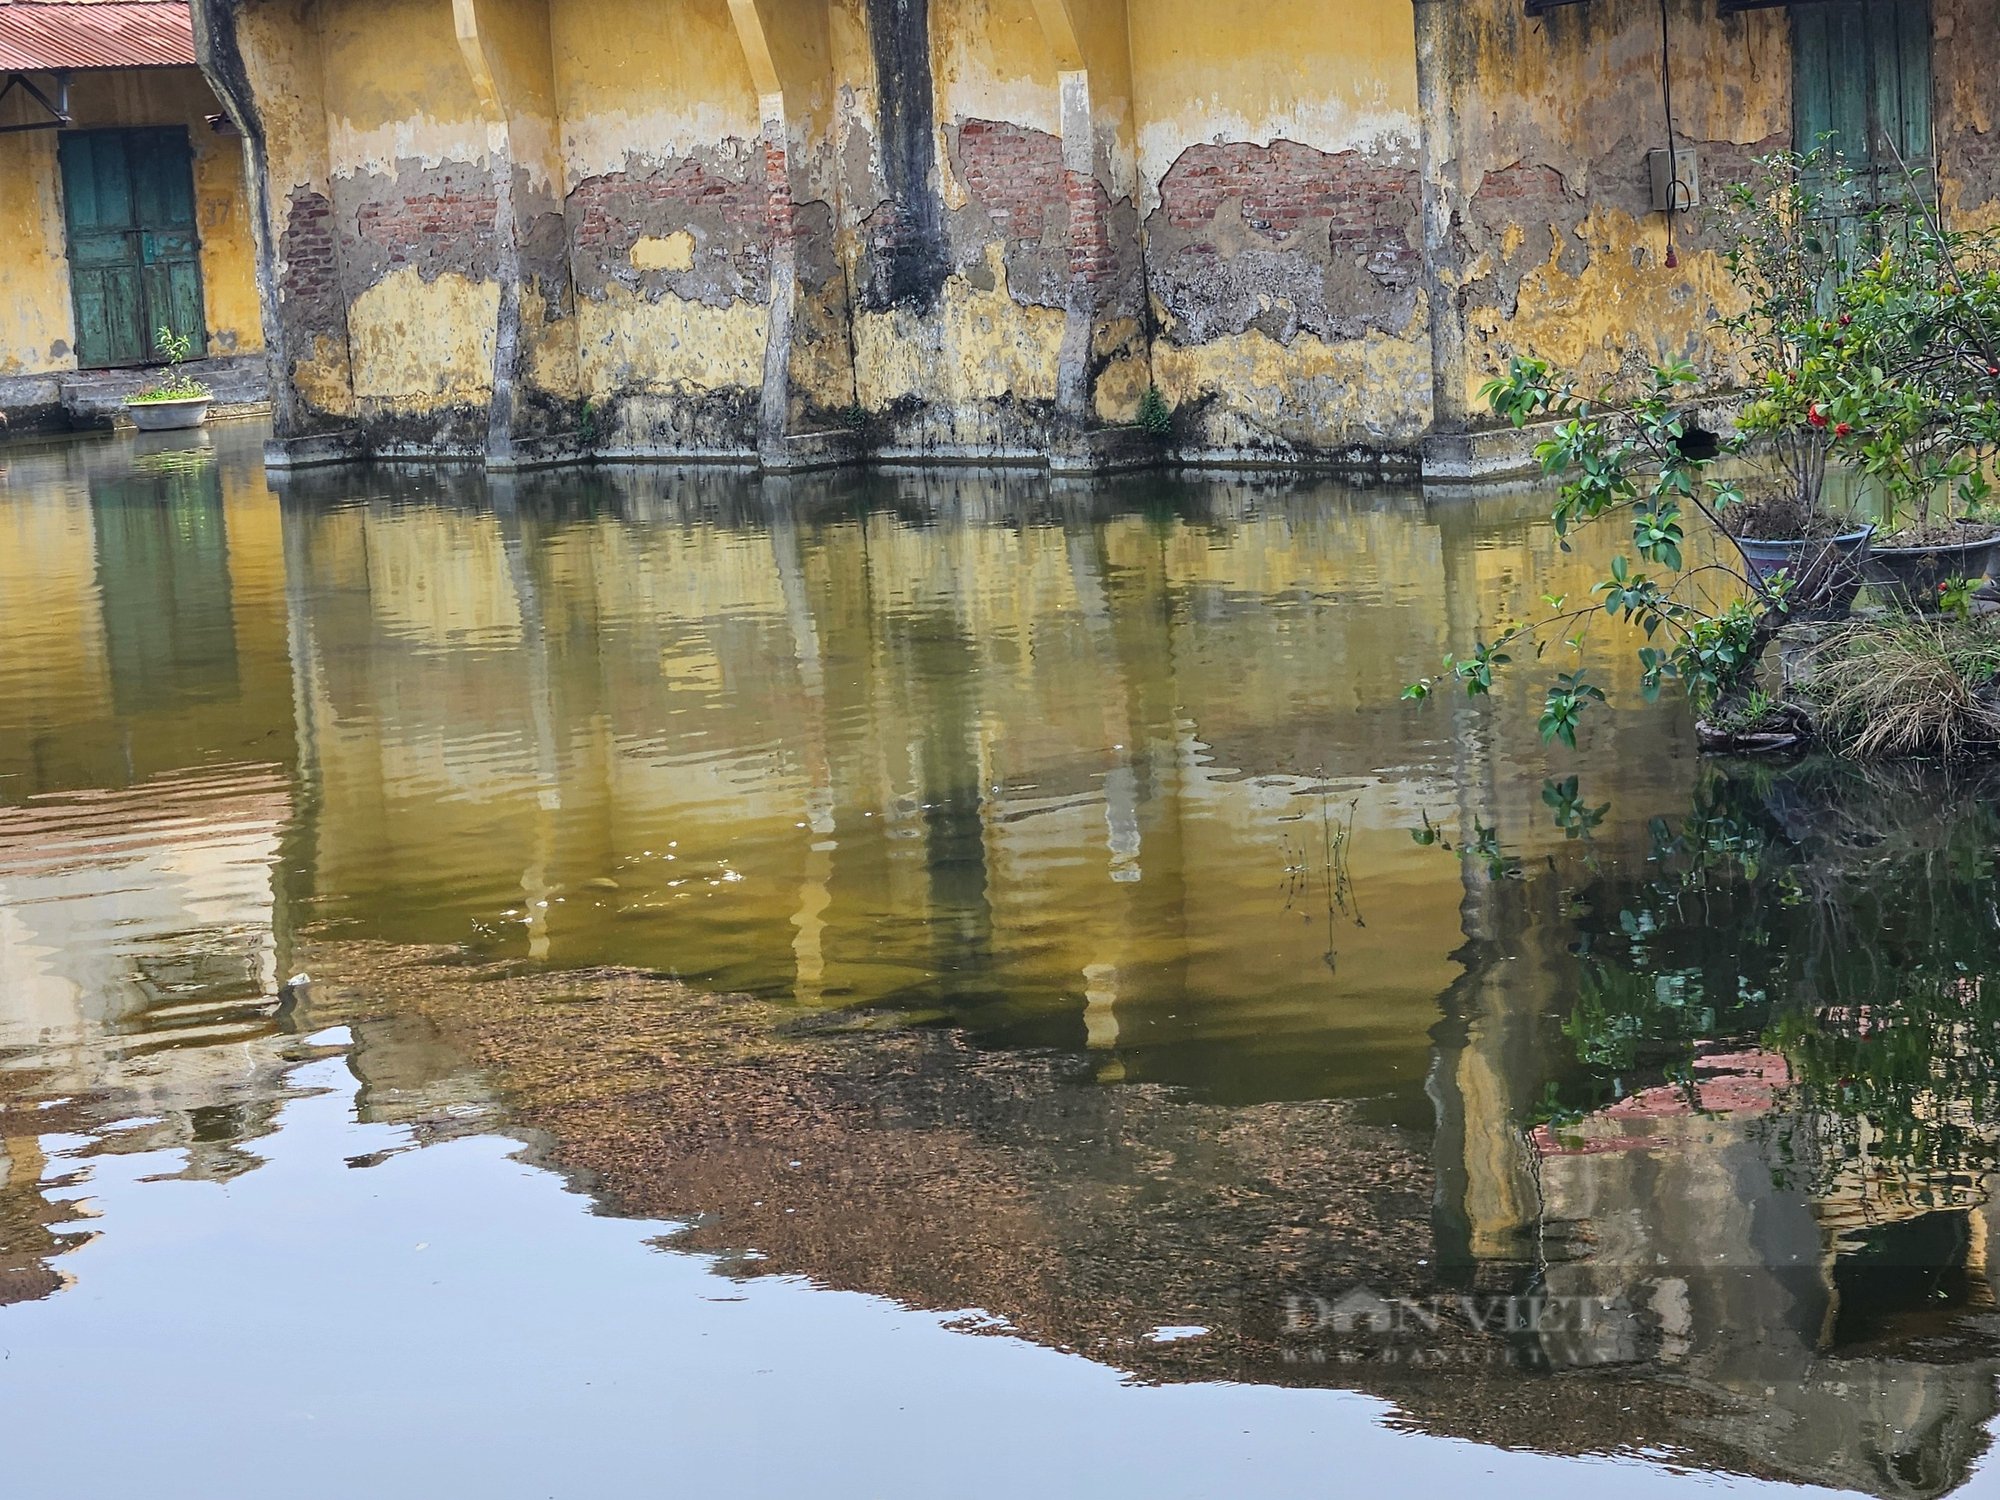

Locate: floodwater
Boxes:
[2,422,1998,1500]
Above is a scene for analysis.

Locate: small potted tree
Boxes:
[124,326,213,431]
[1827,210,2000,606]
[1705,152,1881,611]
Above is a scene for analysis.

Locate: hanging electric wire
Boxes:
[1659,0,1690,268]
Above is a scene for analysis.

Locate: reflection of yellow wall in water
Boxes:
[277,474,1685,1077]
[0,448,292,797]
[0,489,112,767]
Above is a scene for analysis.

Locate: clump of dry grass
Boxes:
[1797,616,2000,759]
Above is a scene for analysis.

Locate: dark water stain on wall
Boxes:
[863,0,950,313]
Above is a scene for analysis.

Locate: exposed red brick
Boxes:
[763,138,795,242]
[354,169,499,269]
[957,118,1065,242]
[569,157,768,256]
[1160,140,1418,253]
[279,185,342,326]
[1065,169,1114,286]
[1473,162,1568,206]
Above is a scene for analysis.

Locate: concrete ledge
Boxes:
[1421,397,1747,482]
[0,373,69,437]
[265,430,364,469]
[1420,423,1550,482]
[62,354,272,425]
[252,417,1778,488]
[487,432,593,472]
[1050,424,1162,476]
[3,356,271,439]
[762,427,865,474]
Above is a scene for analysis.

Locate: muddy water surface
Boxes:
[1,423,1996,1498]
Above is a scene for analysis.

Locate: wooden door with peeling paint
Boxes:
[1794,0,1934,263]
[59,128,207,370]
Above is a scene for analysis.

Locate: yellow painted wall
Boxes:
[0,68,261,377]
[550,0,759,180]
[319,0,498,409]
[1127,0,1420,195]
[936,0,1062,138]
[209,0,2000,461]
[1129,0,1431,451]
[551,0,767,415]
[0,123,67,375]
[318,0,491,174]
[1441,0,1790,412]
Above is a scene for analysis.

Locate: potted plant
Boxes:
[1705,152,1885,615]
[1400,149,2000,762]
[1820,203,2000,606]
[1721,376,1874,620]
[124,326,213,431]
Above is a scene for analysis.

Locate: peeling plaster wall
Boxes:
[829,0,1153,457]
[1427,0,1790,425]
[828,0,1062,457]
[227,0,357,428]
[1130,0,1431,461]
[459,0,581,449]
[205,0,2000,472]
[552,0,771,454]
[1936,0,2000,225]
[743,0,856,439]
[319,0,501,448]
[0,68,261,379]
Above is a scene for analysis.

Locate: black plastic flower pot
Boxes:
[1735,526,1874,621]
[1864,531,2000,610]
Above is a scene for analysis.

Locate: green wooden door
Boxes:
[59,128,207,369]
[1794,0,1934,236]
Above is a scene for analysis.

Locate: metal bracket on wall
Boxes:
[0,70,71,133]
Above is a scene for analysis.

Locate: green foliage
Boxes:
[1724,149,2000,537]
[1524,1080,1588,1132]
[1542,775,1610,840]
[1405,149,2000,744]
[1406,810,1522,881]
[130,325,211,403]
[1401,355,1772,740]
[1538,762,2000,1191]
[1136,384,1173,438]
[1939,575,1978,621]
[1539,671,1606,748]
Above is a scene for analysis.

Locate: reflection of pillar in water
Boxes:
[767,501,836,1005]
[494,488,561,963]
[1425,496,1540,1271]
[921,738,992,996]
[277,491,326,989]
[1064,527,1143,886]
[889,554,993,999]
[1083,961,1124,1082]
[1103,764,1141,882]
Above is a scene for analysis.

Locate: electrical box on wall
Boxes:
[1649,147,1700,213]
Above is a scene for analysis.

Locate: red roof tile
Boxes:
[0,2,195,72]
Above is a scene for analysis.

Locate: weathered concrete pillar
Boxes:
[1411,0,1474,448]
[728,0,860,472]
[455,0,580,469]
[193,0,359,466]
[1030,0,1152,472]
